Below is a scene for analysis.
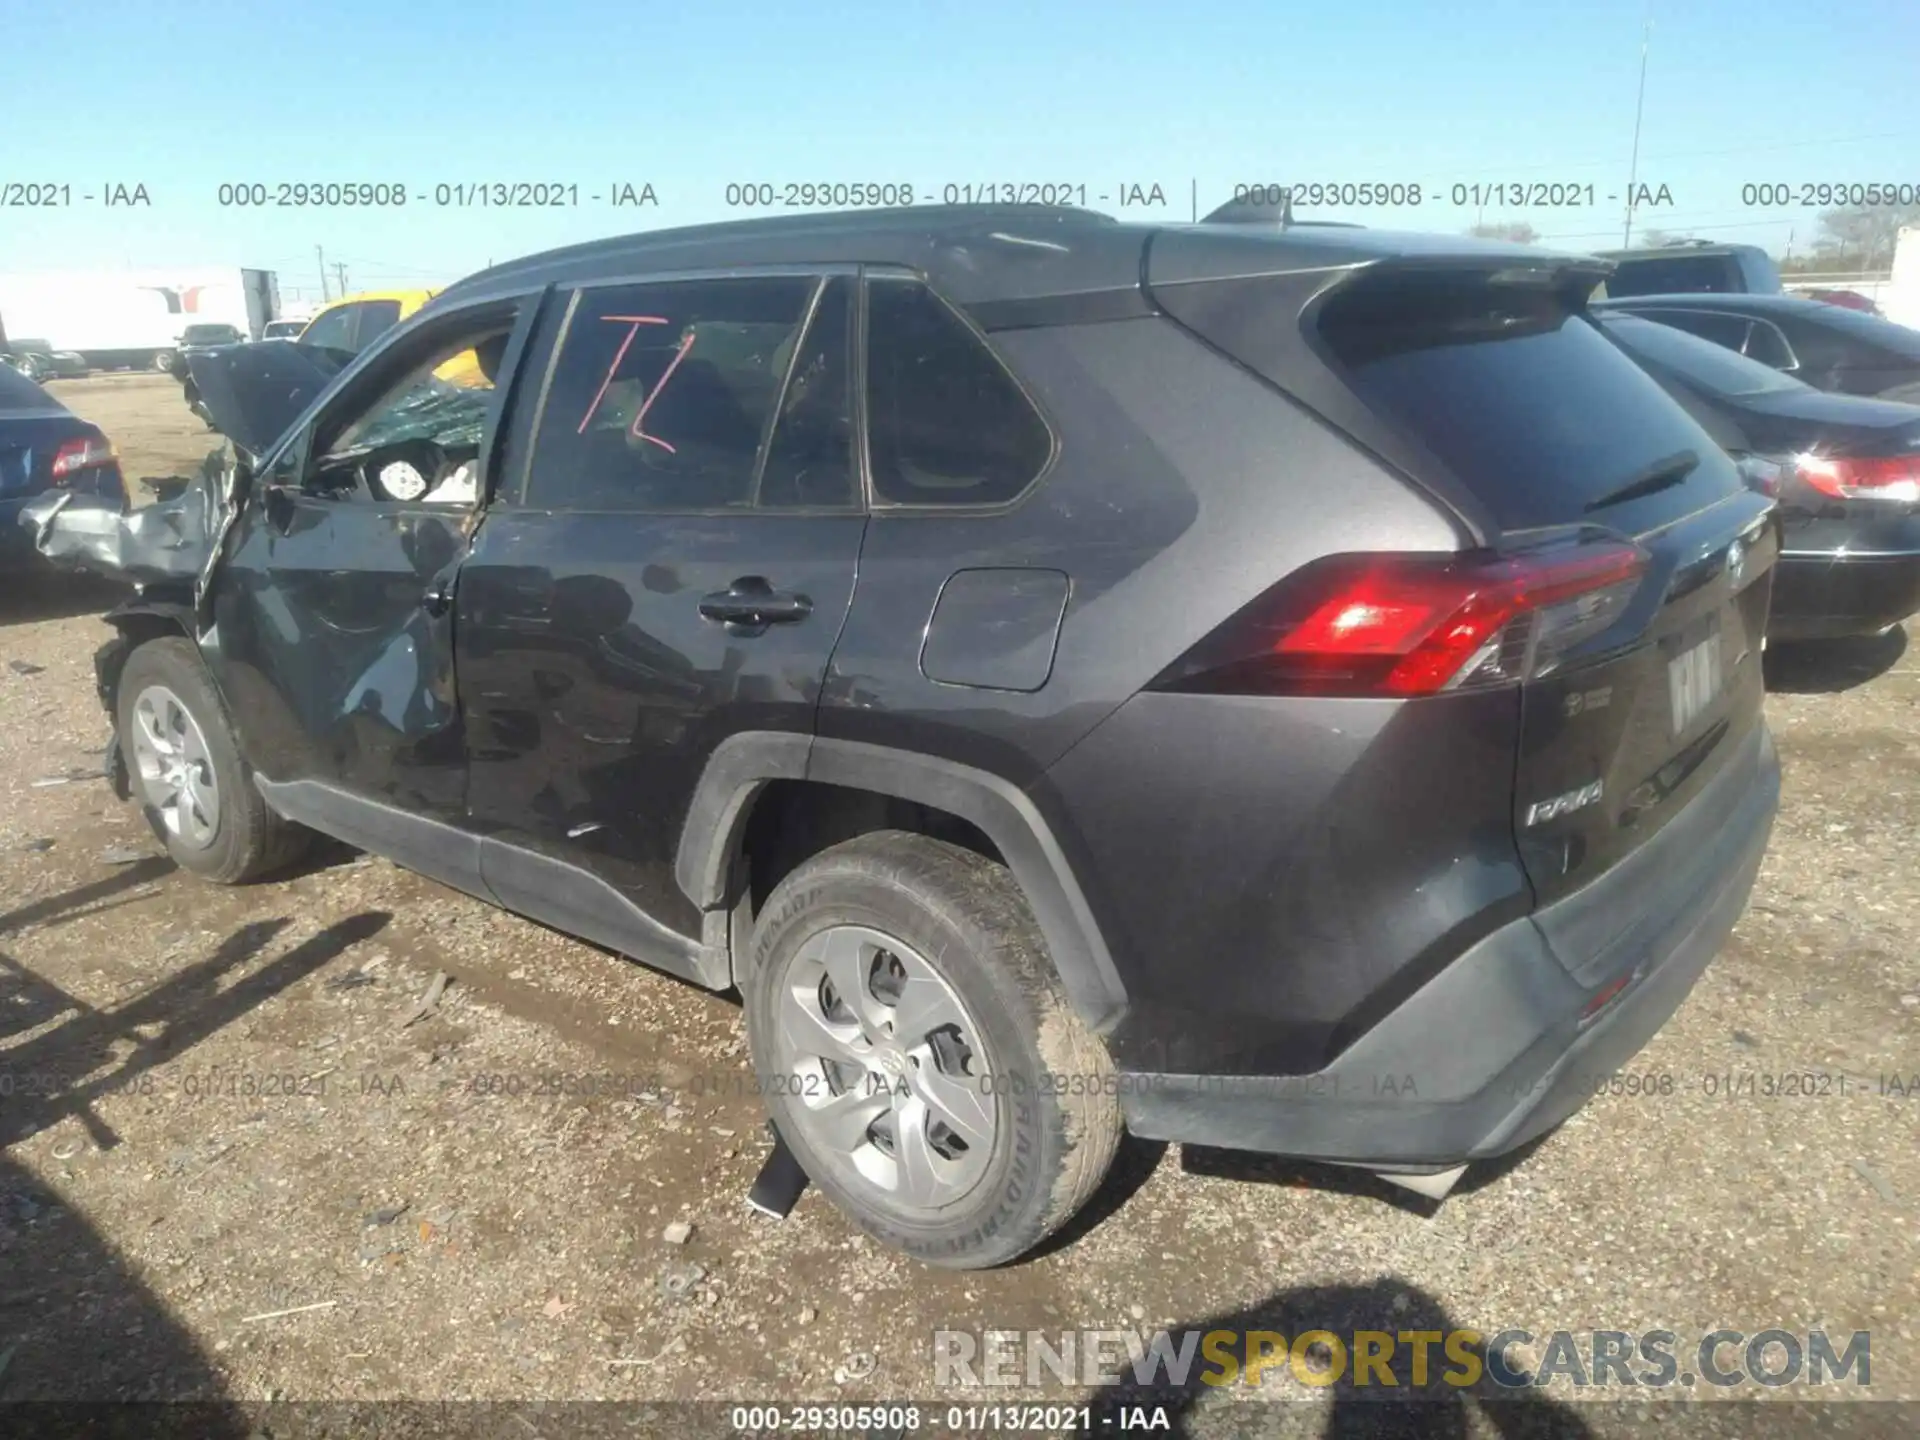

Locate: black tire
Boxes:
[115,637,310,884]
[742,831,1122,1268]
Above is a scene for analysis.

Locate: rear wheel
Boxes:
[115,637,310,883]
[742,831,1121,1268]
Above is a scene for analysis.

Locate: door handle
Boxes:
[422,579,455,617]
[698,577,813,628]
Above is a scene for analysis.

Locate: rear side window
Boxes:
[526,275,833,512]
[865,277,1051,507]
[1603,254,1733,297]
[1597,313,1805,397]
[1635,309,1750,351]
[1742,319,1797,369]
[1318,273,1739,532]
[356,300,404,347]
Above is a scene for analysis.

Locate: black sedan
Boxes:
[1597,310,1920,643]
[1596,293,1920,402]
[0,366,129,571]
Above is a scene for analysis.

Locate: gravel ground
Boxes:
[0,375,1914,1436]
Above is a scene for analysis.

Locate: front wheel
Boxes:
[742,831,1122,1268]
[152,350,176,372]
[115,637,311,884]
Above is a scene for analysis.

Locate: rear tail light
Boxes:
[1149,540,1649,699]
[1793,454,1920,503]
[50,435,117,482]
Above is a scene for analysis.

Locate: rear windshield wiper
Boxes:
[1586,448,1699,512]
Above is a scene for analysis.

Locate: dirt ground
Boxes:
[1,374,1916,1435]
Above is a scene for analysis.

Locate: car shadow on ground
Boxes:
[1763,625,1908,694]
[0,875,391,1413]
[0,572,132,629]
[1073,1277,1596,1438]
[0,1151,250,1429]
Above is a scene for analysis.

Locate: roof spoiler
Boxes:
[1199,195,1367,230]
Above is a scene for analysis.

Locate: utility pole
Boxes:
[316,245,330,303]
[1622,14,1653,247]
[333,262,349,298]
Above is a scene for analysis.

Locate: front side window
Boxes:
[864,277,1052,507]
[308,315,513,505]
[526,276,833,512]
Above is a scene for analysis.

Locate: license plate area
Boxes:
[1667,617,1724,736]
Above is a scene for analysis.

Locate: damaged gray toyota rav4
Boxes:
[25,207,1781,1268]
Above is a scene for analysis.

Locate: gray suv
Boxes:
[31,208,1781,1268]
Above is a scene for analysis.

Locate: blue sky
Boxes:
[4,0,1916,303]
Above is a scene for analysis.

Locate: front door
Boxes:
[205,295,538,827]
[458,271,865,943]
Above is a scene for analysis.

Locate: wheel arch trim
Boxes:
[676,733,1128,1030]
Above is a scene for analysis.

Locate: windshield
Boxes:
[1596,313,1807,397]
[183,325,237,343]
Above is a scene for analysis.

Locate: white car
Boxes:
[258,319,307,340]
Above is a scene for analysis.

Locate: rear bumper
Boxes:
[1769,548,1920,641]
[1119,720,1779,1166]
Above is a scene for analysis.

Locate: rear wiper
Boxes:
[1586,448,1699,512]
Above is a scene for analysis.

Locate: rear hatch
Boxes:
[1147,231,1777,908]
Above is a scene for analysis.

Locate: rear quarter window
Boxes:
[864,277,1053,507]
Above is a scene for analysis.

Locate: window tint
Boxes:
[311,319,511,505]
[1603,254,1731,298]
[757,278,856,509]
[356,300,404,347]
[865,277,1051,506]
[1597,313,1805,397]
[300,304,357,352]
[527,276,815,512]
[1318,273,1739,532]
[1638,309,1751,351]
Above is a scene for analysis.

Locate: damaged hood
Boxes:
[187,340,350,459]
[17,450,229,587]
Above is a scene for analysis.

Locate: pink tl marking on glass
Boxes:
[627,329,696,454]
[576,315,669,434]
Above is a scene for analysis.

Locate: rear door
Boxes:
[457,269,865,940]
[1149,250,1776,908]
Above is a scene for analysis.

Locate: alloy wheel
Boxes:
[128,684,221,850]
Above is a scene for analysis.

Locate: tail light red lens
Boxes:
[1149,541,1649,699]
[1794,454,1920,503]
[50,435,117,482]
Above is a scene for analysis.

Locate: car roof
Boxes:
[1595,242,1769,260]
[1595,293,1838,318]
[310,288,437,314]
[435,205,1603,309]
